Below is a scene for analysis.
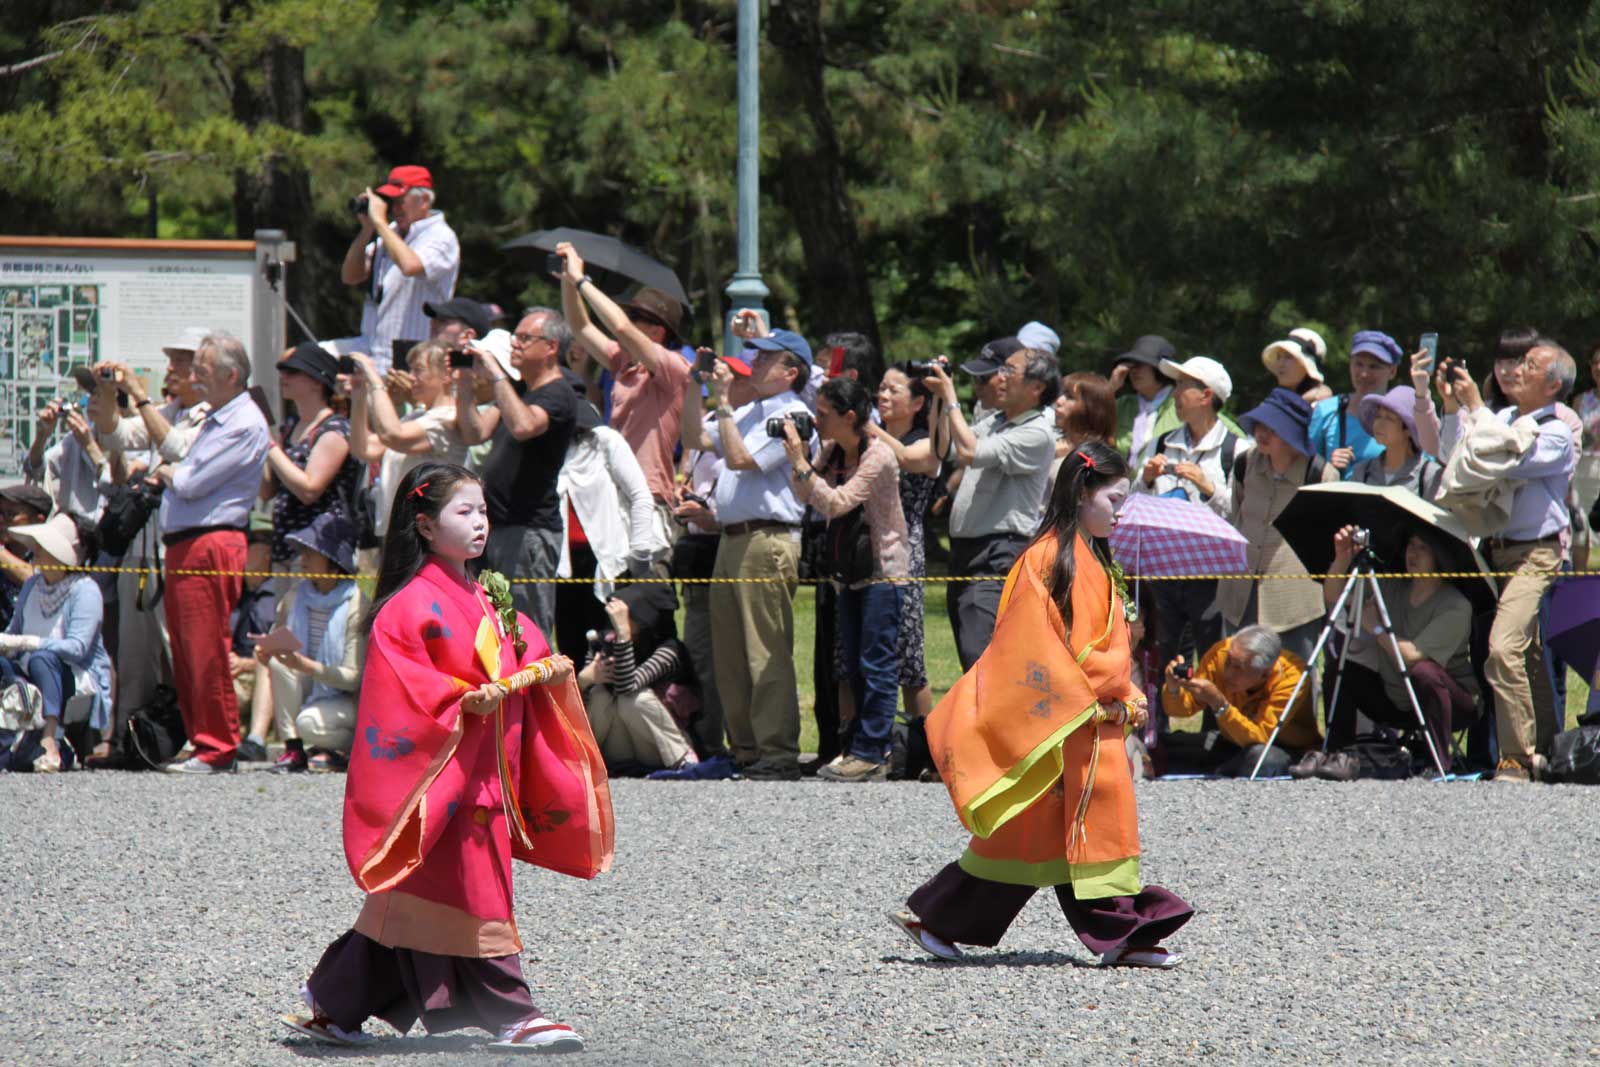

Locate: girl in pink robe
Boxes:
[282,462,613,1053]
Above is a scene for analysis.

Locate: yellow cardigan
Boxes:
[1162,637,1322,752]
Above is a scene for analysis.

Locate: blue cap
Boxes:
[746,329,813,364]
[1350,329,1403,366]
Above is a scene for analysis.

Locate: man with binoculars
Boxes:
[338,164,461,372]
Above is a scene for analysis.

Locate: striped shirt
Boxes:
[357,211,460,372]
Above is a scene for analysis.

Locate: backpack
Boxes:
[1153,427,1240,493]
[817,447,875,585]
[1548,713,1600,784]
[126,685,187,770]
[1231,447,1326,489]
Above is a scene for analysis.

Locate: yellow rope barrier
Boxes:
[11,563,1595,583]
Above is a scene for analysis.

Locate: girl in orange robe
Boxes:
[892,442,1191,966]
[282,463,613,1051]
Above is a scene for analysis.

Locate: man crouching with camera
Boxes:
[680,327,815,780]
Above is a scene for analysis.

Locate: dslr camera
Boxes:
[586,629,616,661]
[766,412,815,441]
[349,188,400,218]
[905,356,950,380]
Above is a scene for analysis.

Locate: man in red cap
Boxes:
[338,165,460,372]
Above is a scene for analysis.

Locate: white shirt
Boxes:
[557,426,664,601]
[356,211,460,372]
[708,393,813,526]
[1133,419,1251,517]
[1129,385,1173,465]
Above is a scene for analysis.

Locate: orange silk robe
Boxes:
[925,532,1145,897]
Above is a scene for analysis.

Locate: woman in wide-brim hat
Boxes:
[1349,385,1443,499]
[266,342,363,568]
[1261,328,1334,404]
[0,513,113,773]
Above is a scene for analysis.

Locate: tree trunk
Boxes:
[767,0,880,347]
[229,36,329,344]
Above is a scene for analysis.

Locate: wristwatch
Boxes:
[715,405,736,420]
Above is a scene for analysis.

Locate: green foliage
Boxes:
[5,0,1600,402]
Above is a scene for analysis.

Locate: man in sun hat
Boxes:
[1133,355,1249,675]
[338,164,460,372]
[1307,329,1401,479]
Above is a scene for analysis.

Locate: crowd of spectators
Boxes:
[2,162,1597,787]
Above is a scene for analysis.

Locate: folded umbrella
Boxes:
[1272,482,1497,613]
[502,227,691,312]
[1111,494,1249,577]
[1547,575,1600,686]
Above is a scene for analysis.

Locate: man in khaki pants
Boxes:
[684,328,815,780]
[1439,341,1577,782]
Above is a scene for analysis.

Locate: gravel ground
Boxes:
[2,770,1598,1066]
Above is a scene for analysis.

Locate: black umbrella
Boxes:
[1272,482,1497,613]
[502,227,691,312]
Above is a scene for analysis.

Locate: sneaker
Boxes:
[742,760,801,782]
[1314,751,1360,782]
[1101,945,1184,969]
[817,755,887,782]
[270,749,309,775]
[1494,757,1536,783]
[237,738,268,763]
[488,1016,585,1054]
[887,909,963,961]
[165,755,235,775]
[1288,750,1328,780]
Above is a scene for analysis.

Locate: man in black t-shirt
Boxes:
[457,306,579,635]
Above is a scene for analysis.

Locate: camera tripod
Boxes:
[1249,544,1450,781]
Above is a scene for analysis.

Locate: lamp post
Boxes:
[723,0,769,355]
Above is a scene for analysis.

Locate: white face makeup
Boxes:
[420,481,489,564]
[1079,477,1130,540]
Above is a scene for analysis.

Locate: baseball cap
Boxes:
[162,326,212,359]
[1017,321,1060,355]
[423,298,491,338]
[1158,355,1233,404]
[1114,334,1176,369]
[722,346,758,377]
[747,329,813,364]
[374,165,433,198]
[962,336,1024,377]
[469,329,518,381]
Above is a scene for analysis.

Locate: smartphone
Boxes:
[546,252,565,277]
[247,385,276,426]
[391,338,420,374]
[693,348,718,376]
[1418,332,1439,373]
[449,349,475,370]
[336,355,357,376]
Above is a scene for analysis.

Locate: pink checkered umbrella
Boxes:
[1110,494,1249,577]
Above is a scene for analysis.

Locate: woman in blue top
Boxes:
[1306,330,1401,478]
[0,513,112,773]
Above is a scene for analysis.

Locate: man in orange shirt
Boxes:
[1160,625,1321,777]
[558,244,688,577]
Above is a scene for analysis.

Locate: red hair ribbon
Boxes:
[410,481,430,498]
[1075,450,1096,469]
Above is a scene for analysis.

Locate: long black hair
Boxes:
[885,361,934,434]
[817,376,874,470]
[1033,439,1130,629]
[362,461,481,635]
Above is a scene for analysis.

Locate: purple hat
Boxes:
[1239,387,1314,458]
[1350,329,1403,366]
[1357,385,1420,448]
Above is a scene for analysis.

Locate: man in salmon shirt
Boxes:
[558,243,688,576]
